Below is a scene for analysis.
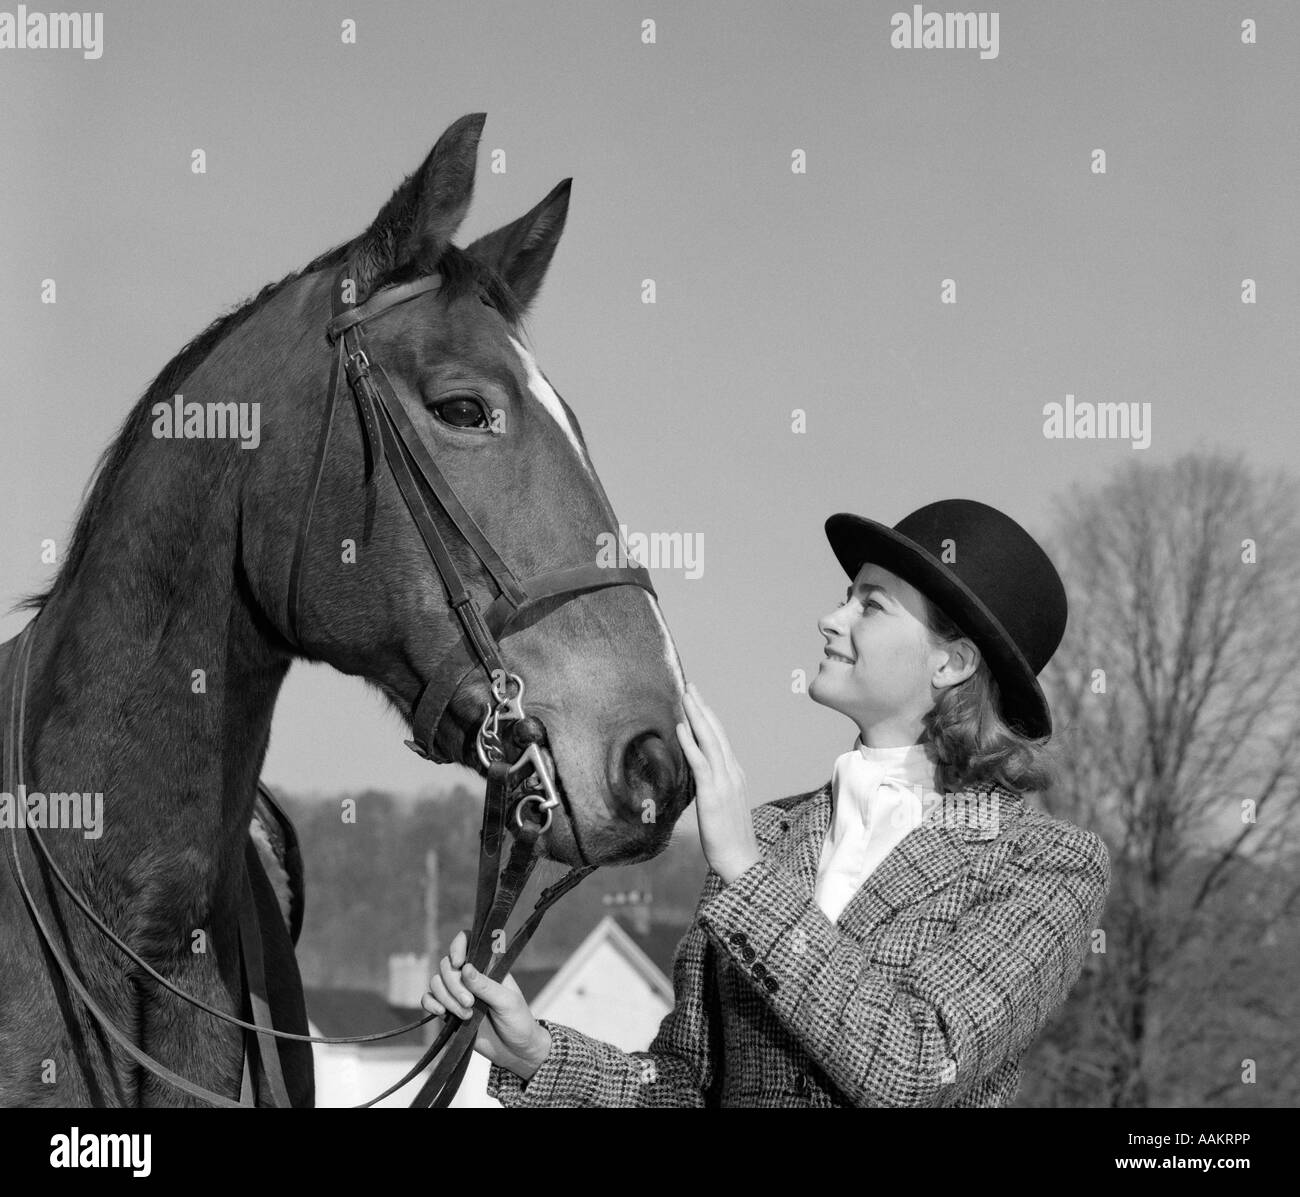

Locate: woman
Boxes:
[423,499,1112,1107]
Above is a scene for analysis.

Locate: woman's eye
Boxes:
[432,397,489,429]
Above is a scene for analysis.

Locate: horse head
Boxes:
[237,113,693,865]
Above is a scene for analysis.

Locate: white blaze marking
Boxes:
[507,337,684,695]
[508,336,595,480]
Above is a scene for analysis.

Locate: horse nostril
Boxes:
[623,730,672,790]
[618,730,684,819]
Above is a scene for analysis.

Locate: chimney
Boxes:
[604,888,653,936]
[425,848,440,964]
[421,848,440,1045]
[387,951,430,1008]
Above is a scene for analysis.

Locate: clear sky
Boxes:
[3,1,1296,804]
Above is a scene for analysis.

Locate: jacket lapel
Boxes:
[766,779,1022,942]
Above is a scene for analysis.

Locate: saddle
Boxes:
[249,783,305,948]
[239,783,314,1106]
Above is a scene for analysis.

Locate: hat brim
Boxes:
[824,513,1052,738]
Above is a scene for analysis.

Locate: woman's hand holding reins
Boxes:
[422,929,552,1082]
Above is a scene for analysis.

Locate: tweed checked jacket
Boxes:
[487,778,1111,1108]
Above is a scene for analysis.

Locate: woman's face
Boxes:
[808,562,951,739]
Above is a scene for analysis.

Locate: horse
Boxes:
[0,112,693,1107]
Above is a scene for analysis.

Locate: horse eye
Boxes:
[432,397,489,429]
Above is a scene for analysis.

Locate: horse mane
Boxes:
[19,239,526,613]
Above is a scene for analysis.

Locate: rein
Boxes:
[1,260,656,1107]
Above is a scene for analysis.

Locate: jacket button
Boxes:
[751,961,768,979]
[762,975,779,993]
[794,1072,809,1095]
[728,931,747,946]
[739,944,756,963]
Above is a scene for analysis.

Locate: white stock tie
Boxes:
[813,739,941,923]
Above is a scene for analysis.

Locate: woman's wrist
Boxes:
[517,1024,552,1081]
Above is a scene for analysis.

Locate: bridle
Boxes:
[291,260,655,825]
[1,258,659,1108]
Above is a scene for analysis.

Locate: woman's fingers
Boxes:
[460,964,515,1015]
[439,953,474,1009]
[675,719,709,774]
[424,975,470,1020]
[425,964,516,1026]
[683,689,723,766]
[686,684,739,772]
[693,688,735,763]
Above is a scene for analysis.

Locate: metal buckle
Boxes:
[346,348,371,381]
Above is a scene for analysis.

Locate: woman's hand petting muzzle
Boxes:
[676,681,763,885]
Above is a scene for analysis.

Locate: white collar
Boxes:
[829,737,940,829]
[851,737,930,766]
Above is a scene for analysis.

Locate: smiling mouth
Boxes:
[823,650,855,664]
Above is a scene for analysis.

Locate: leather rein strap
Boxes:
[2,259,653,1107]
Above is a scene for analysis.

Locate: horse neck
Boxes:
[24,343,298,910]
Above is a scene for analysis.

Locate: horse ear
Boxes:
[352,112,487,296]
[465,178,571,316]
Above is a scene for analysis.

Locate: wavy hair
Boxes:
[920,599,1056,795]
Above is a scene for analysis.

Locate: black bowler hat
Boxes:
[824,499,1067,738]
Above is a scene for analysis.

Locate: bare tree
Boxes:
[1040,452,1300,1108]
